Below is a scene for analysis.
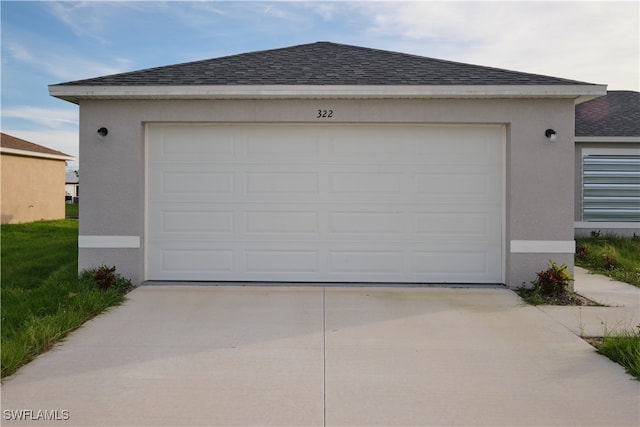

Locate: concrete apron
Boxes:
[2,286,638,427]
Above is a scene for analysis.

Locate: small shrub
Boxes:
[517,260,585,305]
[602,252,617,270]
[80,266,133,294]
[576,244,589,261]
[602,255,614,270]
[533,260,573,299]
[93,265,116,290]
[590,230,602,239]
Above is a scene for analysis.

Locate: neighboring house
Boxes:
[574,90,640,237]
[1,133,74,224]
[49,42,605,287]
[65,170,79,203]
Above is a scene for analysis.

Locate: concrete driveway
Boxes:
[2,286,638,426]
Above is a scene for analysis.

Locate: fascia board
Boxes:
[0,147,75,161]
[49,84,608,104]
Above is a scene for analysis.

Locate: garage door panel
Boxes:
[147,123,504,283]
[161,249,235,273]
[329,250,403,274]
[149,125,237,161]
[245,250,319,273]
[161,171,235,194]
[246,172,320,194]
[414,251,494,281]
[328,212,403,235]
[414,172,489,196]
[246,132,320,156]
[245,211,319,234]
[414,212,489,236]
[328,129,409,157]
[414,125,500,151]
[330,172,403,194]
[161,210,235,234]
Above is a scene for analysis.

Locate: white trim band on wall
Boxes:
[510,240,575,254]
[575,222,640,230]
[79,235,140,249]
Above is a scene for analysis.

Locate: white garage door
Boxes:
[146,123,504,283]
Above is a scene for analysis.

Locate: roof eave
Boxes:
[49,84,607,104]
[0,146,75,161]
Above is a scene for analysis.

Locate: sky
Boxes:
[1,1,639,170]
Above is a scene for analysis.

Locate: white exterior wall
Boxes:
[77,98,576,287]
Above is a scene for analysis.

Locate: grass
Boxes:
[575,234,640,287]
[65,203,79,218]
[575,235,640,380]
[591,328,640,381]
[1,220,128,378]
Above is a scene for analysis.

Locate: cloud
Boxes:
[47,1,108,44]
[5,41,131,81]
[299,3,339,20]
[3,128,79,168]
[2,106,78,129]
[46,0,158,44]
[4,42,34,62]
[261,3,306,21]
[355,1,639,89]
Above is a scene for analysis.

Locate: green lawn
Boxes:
[596,328,640,380]
[65,203,79,218]
[1,220,127,378]
[574,235,640,380]
[575,235,640,287]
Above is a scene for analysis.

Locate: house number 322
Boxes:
[316,109,334,118]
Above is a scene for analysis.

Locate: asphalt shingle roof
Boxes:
[0,133,72,158]
[55,42,593,87]
[575,91,640,137]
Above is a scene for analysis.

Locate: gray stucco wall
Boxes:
[77,97,576,287]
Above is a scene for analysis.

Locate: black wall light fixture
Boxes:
[545,129,557,141]
[97,127,109,137]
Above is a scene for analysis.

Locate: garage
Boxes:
[146,122,504,283]
[50,41,604,286]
